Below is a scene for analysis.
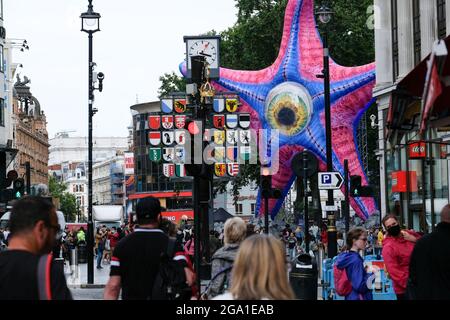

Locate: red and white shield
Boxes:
[227,163,239,177]
[148,132,161,146]
[148,116,160,130]
[162,115,174,129]
[175,115,186,129]
[163,163,175,177]
[213,115,225,129]
[175,130,186,145]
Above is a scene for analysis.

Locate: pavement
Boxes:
[64,258,324,300]
[64,258,110,300]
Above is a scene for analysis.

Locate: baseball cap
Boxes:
[136,197,162,221]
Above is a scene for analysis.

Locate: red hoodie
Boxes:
[382,230,421,294]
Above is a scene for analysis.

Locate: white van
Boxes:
[0,211,66,237]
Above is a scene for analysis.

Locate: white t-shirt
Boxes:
[212,292,234,300]
[212,292,269,300]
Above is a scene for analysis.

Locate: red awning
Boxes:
[386,35,450,144]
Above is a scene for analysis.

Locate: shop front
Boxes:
[381,36,450,233]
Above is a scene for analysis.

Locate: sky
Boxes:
[4,0,238,139]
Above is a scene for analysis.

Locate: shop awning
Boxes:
[386,35,450,145]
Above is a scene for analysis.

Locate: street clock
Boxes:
[184,35,221,80]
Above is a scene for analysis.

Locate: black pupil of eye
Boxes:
[277,107,296,126]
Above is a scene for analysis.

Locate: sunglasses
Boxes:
[358,238,368,241]
[47,224,61,233]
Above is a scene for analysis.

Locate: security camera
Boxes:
[370,114,378,128]
[97,72,105,81]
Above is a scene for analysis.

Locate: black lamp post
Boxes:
[81,0,102,284]
[316,4,338,259]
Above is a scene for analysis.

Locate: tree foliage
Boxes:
[158,72,186,98]
[49,176,77,222]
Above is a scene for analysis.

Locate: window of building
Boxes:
[391,0,399,81]
[413,0,421,65]
[251,203,256,214]
[437,0,447,39]
[0,98,4,127]
[235,203,243,215]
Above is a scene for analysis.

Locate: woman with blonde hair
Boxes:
[213,234,295,300]
[203,217,247,299]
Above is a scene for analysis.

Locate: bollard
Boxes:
[289,253,318,300]
[318,247,324,280]
[71,249,78,275]
[77,243,87,264]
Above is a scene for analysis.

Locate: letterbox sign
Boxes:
[408,141,426,159]
[391,171,418,193]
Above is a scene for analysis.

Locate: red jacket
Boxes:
[382,230,421,294]
[108,232,119,248]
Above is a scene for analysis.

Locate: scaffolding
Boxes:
[357,112,369,175]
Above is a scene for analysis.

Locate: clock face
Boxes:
[187,39,219,69]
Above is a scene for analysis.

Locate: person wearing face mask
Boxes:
[335,227,374,300]
[381,214,421,300]
[0,197,72,300]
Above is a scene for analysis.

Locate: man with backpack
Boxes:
[104,197,193,300]
[0,197,72,300]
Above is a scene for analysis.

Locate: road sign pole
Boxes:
[303,151,310,253]
[264,195,269,234]
[344,160,350,235]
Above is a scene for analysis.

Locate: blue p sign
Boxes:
[321,174,331,185]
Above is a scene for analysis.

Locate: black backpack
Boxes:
[150,239,190,300]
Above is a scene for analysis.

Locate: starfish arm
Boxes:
[324,83,378,218]
[296,0,376,83]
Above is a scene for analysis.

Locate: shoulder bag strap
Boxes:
[37,254,53,300]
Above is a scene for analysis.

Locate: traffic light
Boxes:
[350,175,374,197]
[260,172,282,199]
[13,178,25,199]
[0,170,21,202]
[350,175,362,196]
[184,119,209,177]
[261,175,272,198]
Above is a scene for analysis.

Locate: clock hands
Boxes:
[198,51,212,57]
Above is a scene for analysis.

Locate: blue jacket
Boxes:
[335,251,373,300]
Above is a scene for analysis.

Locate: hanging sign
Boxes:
[408,141,426,159]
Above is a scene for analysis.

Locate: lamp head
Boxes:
[316,5,333,24]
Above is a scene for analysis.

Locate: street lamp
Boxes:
[81,0,102,285]
[316,4,338,259]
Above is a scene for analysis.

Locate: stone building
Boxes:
[12,75,49,186]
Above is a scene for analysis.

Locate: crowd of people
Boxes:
[0,195,449,300]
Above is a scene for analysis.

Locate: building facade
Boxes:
[49,134,127,219]
[93,154,125,206]
[129,101,193,223]
[12,75,49,186]
[0,4,22,206]
[374,0,450,232]
[213,182,257,219]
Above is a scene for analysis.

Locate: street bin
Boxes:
[77,243,87,264]
[289,253,318,300]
